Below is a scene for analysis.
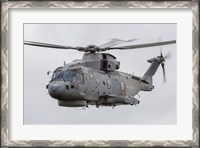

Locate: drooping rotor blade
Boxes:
[24,41,84,51]
[108,40,176,50]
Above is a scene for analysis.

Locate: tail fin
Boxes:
[142,57,162,85]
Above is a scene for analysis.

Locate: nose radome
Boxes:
[48,83,62,99]
[49,83,60,92]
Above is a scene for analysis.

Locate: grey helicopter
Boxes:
[24,38,176,108]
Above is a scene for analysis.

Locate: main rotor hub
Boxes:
[85,44,100,53]
[87,44,96,48]
[81,52,120,71]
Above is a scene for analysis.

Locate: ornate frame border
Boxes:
[1,1,199,147]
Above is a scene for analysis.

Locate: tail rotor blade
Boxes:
[161,63,166,83]
[163,66,166,83]
[164,52,171,59]
[158,37,163,58]
[160,47,163,58]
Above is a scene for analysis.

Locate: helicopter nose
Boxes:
[48,83,61,98]
[51,85,60,92]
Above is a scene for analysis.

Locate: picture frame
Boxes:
[1,1,199,147]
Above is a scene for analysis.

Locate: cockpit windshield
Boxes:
[52,70,62,81]
[63,71,76,82]
[51,70,76,82]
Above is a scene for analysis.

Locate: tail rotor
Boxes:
[158,48,171,83]
[157,37,172,83]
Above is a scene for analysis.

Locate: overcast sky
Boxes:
[24,24,177,124]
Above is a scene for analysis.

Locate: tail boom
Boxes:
[142,57,163,85]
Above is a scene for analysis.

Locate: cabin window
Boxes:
[76,73,84,84]
[120,82,125,91]
[107,80,111,89]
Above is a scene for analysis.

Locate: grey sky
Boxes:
[24,24,176,124]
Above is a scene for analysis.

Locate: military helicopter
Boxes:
[24,38,176,108]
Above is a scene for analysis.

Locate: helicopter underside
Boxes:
[57,96,140,108]
[58,100,87,107]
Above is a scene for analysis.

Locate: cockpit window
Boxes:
[52,71,62,81]
[51,70,83,83]
[63,71,76,82]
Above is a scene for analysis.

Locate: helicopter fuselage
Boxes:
[47,66,146,107]
[47,52,155,108]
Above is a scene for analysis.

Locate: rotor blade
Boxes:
[161,63,166,83]
[24,41,82,51]
[160,47,163,58]
[108,40,176,50]
[158,37,163,57]
[98,40,119,48]
[99,38,138,48]
[164,52,171,59]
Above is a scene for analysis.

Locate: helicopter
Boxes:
[24,38,176,108]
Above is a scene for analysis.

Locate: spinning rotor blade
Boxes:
[158,37,169,83]
[24,39,176,53]
[164,52,171,59]
[24,41,84,51]
[108,40,176,50]
[99,38,138,48]
[159,49,171,83]
[161,62,166,83]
